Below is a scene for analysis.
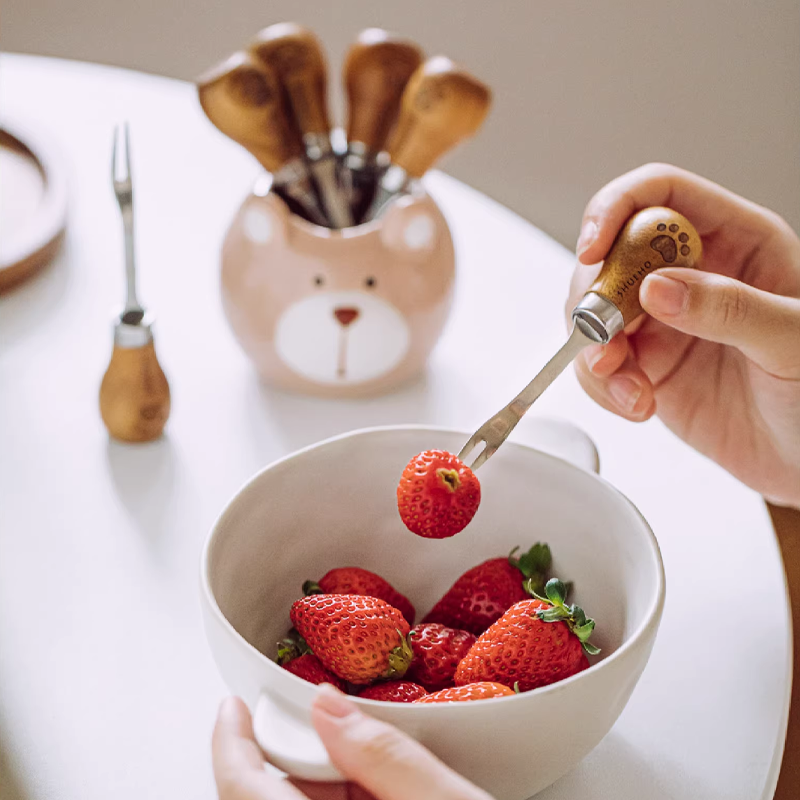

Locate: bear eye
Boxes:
[313,275,324,287]
[365,276,377,289]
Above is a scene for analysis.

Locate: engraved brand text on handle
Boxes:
[615,261,653,301]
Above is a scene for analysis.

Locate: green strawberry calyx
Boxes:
[532,578,600,656]
[302,580,324,596]
[510,543,574,600]
[384,630,414,680]
[509,542,552,597]
[276,628,313,665]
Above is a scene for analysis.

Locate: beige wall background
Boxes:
[3,0,799,246]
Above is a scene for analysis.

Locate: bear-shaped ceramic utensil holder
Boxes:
[220,176,455,398]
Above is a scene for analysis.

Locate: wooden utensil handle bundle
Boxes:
[194,24,492,228]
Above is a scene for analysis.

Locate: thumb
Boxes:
[310,686,491,800]
[640,268,800,377]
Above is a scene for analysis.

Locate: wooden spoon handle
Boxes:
[196,51,302,172]
[343,28,423,153]
[588,207,702,325]
[249,23,331,138]
[386,56,491,178]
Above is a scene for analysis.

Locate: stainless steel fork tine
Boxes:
[111,125,119,185]
[124,122,131,176]
[458,324,597,471]
[122,122,131,187]
[457,431,485,463]
[111,122,142,319]
[468,441,497,471]
[112,122,132,192]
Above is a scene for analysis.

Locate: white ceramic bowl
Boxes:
[200,426,664,800]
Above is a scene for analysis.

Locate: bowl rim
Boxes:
[200,423,666,708]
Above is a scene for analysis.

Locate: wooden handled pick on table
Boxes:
[362,56,492,221]
[100,123,170,443]
[342,28,424,219]
[459,207,703,470]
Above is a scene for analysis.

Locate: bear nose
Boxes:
[334,307,360,327]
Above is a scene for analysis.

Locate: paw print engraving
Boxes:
[650,222,691,263]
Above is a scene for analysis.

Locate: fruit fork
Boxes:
[99,123,171,443]
[459,207,702,471]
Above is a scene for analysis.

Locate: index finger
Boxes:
[576,162,775,266]
[212,697,311,800]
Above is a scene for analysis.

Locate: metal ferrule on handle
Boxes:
[113,311,154,348]
[343,140,376,173]
[302,132,334,162]
[362,163,410,221]
[572,293,625,344]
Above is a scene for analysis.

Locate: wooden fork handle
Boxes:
[588,207,702,326]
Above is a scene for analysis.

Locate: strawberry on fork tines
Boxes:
[396,450,481,539]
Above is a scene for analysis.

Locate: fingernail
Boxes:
[576,220,598,257]
[609,376,642,414]
[315,685,357,719]
[584,345,605,373]
[642,274,688,316]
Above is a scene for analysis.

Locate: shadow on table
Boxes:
[536,732,728,800]
[246,372,437,455]
[243,358,484,460]
[0,737,33,800]
[104,436,177,547]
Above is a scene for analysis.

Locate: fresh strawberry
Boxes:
[303,567,415,625]
[290,594,413,685]
[422,543,553,635]
[455,580,598,693]
[406,623,477,691]
[279,653,346,691]
[358,681,428,702]
[397,450,481,539]
[414,682,515,703]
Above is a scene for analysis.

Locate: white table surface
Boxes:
[0,54,791,800]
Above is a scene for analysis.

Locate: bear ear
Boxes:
[379,194,440,259]
[239,186,290,247]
